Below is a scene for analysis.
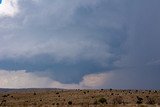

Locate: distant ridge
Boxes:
[0,88,62,93]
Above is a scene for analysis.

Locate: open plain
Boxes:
[0,89,160,107]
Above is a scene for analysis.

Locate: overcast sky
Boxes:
[0,0,160,89]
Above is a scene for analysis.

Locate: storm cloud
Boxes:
[0,0,160,89]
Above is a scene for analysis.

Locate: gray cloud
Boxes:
[113,0,160,89]
[0,0,160,89]
[116,0,160,67]
[0,0,126,63]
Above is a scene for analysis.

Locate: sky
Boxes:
[0,0,160,89]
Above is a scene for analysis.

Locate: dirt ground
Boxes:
[0,89,160,107]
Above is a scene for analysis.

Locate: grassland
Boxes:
[0,89,160,107]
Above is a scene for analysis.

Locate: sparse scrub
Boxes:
[0,89,159,106]
[136,96,143,104]
[113,96,124,104]
[0,99,6,106]
[146,97,156,105]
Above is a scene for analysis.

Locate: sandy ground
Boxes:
[0,89,160,107]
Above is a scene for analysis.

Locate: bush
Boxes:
[33,92,36,95]
[2,95,8,98]
[136,96,143,104]
[113,96,124,104]
[146,97,156,105]
[68,101,72,105]
[98,98,107,104]
[154,90,157,93]
[93,100,98,105]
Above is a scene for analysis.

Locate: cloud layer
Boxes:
[0,70,113,89]
[0,0,125,63]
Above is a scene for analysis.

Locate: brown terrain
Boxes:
[0,89,160,107]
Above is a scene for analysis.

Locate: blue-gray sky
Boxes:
[0,0,160,89]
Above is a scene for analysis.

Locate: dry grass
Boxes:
[0,89,160,107]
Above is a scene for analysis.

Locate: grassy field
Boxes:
[0,89,160,107]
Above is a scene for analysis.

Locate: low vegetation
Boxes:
[0,89,159,106]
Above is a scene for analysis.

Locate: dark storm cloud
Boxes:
[112,0,160,89]
[0,0,127,81]
[0,0,160,89]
